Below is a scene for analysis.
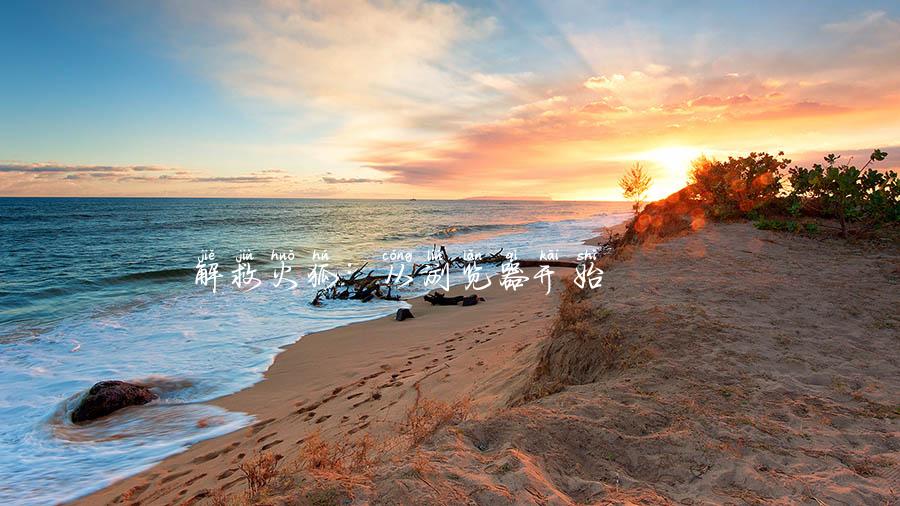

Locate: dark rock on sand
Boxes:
[71,380,157,423]
[396,308,415,321]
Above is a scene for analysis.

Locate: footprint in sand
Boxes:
[248,417,276,434]
[295,401,320,415]
[216,468,237,481]
[191,449,224,464]
[117,483,149,502]
[160,469,191,484]
[188,490,212,502]
[257,432,277,443]
[260,439,283,451]
[347,421,371,435]
[362,370,386,381]
[183,473,206,487]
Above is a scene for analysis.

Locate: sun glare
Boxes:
[644,146,704,178]
[638,146,705,200]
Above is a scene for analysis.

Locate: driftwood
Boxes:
[424,293,483,306]
[311,238,618,306]
[311,245,506,306]
[424,292,466,305]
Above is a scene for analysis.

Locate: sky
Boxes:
[1,0,899,200]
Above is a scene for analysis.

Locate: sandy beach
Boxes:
[75,220,900,505]
[367,222,900,505]
[74,267,573,505]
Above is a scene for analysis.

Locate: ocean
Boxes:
[0,197,630,504]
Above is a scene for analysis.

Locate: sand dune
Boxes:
[372,223,900,505]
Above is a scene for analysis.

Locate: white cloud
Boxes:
[644,63,670,76]
[584,74,626,91]
[509,95,568,117]
[168,0,499,148]
[822,10,889,33]
[471,71,535,93]
[584,70,691,109]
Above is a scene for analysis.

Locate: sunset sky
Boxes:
[2,1,899,200]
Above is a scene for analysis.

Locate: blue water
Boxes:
[0,197,630,504]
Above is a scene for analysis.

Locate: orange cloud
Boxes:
[358,54,900,200]
[740,101,848,121]
[688,94,753,108]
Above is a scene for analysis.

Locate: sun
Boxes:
[640,146,705,199]
[644,146,704,177]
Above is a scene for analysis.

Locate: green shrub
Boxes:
[754,218,799,233]
[787,150,898,238]
[753,218,820,235]
[689,152,787,220]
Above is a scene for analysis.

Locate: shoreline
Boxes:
[583,219,629,246]
[73,267,574,505]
